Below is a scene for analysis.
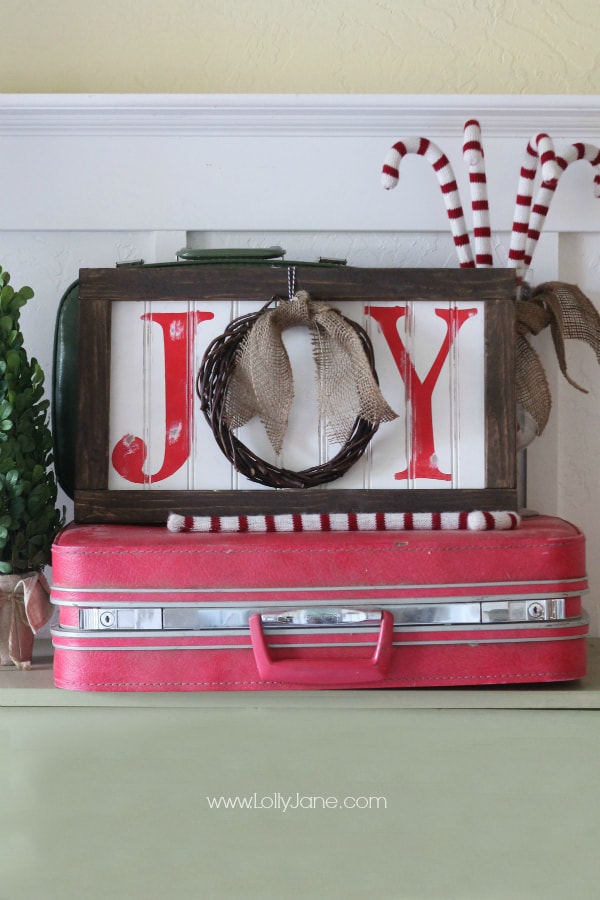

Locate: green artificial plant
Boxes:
[0,266,64,575]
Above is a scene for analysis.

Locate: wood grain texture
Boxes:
[484,294,517,488]
[74,488,519,524]
[75,294,111,490]
[79,263,516,303]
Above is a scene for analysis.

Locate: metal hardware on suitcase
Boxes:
[50,515,589,691]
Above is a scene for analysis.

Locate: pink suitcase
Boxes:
[50,515,589,691]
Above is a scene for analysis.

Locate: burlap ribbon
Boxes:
[0,572,53,669]
[224,291,397,454]
[516,281,600,435]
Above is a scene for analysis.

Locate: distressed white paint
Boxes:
[107,298,485,492]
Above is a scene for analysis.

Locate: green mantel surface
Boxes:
[1,638,600,709]
[1,640,600,898]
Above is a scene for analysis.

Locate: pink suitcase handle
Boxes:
[249,610,394,685]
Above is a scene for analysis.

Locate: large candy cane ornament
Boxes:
[382,136,475,268]
[462,119,493,268]
[508,133,562,273]
[523,142,600,269]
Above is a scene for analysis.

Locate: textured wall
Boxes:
[3,0,600,93]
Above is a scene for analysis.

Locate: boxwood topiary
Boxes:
[0,266,64,575]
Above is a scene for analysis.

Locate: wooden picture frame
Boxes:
[74,264,516,523]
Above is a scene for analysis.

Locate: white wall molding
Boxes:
[2,94,600,232]
[2,94,600,138]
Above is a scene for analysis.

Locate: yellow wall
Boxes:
[2,0,600,94]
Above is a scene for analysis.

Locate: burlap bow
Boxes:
[517,281,600,435]
[224,291,397,454]
[0,571,53,668]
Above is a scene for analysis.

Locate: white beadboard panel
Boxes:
[106,295,487,494]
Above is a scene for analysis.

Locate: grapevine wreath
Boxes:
[196,289,397,488]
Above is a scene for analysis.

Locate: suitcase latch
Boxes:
[481,598,566,623]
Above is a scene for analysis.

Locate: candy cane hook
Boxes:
[508,133,562,275]
[524,141,600,269]
[382,136,475,268]
[463,119,493,267]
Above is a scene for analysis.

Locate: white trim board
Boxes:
[2,94,600,137]
[1,94,600,232]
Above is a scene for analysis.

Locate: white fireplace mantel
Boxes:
[1,94,600,636]
[2,94,600,232]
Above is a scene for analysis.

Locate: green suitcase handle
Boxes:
[176,246,285,262]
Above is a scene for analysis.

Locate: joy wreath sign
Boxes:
[73,264,516,524]
[197,289,398,489]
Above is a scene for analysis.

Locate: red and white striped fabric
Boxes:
[508,133,561,274]
[524,141,600,269]
[167,511,521,534]
[462,119,493,268]
[381,136,475,268]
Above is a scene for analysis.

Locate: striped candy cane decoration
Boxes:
[524,142,600,269]
[462,119,493,268]
[508,133,562,275]
[381,136,475,268]
[167,511,521,534]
